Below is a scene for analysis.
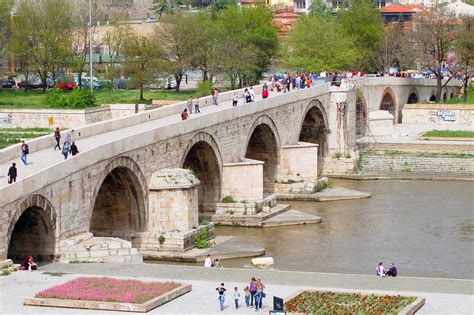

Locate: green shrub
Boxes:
[158,234,166,245]
[201,219,209,225]
[221,195,236,203]
[45,89,67,108]
[333,152,342,159]
[1,269,11,276]
[316,179,329,192]
[68,88,97,108]
[401,166,412,173]
[196,80,213,97]
[194,226,212,249]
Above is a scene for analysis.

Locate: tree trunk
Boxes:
[175,73,182,93]
[463,72,469,102]
[140,87,144,101]
[41,70,48,93]
[435,73,442,103]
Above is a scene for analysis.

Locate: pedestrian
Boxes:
[7,163,17,184]
[70,142,79,156]
[64,129,74,146]
[216,282,226,311]
[385,263,397,277]
[249,277,257,308]
[53,127,61,151]
[244,88,251,103]
[233,287,240,309]
[187,96,193,114]
[376,262,385,276]
[212,88,219,106]
[204,254,212,268]
[295,75,301,90]
[181,108,189,120]
[254,279,265,311]
[194,97,201,113]
[262,83,269,99]
[20,140,29,165]
[232,92,238,107]
[244,285,251,307]
[61,142,70,160]
[249,87,255,102]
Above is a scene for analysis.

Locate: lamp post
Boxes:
[89,0,93,92]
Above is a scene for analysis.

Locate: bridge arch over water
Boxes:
[299,100,329,157]
[181,132,222,211]
[7,194,57,262]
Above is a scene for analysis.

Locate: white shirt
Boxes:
[377,265,385,276]
[204,257,212,268]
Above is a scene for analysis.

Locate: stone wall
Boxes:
[0,104,148,129]
[222,159,264,201]
[360,154,474,175]
[402,104,474,125]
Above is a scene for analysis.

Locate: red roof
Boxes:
[379,4,416,13]
[275,13,299,19]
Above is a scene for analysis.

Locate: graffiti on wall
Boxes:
[430,110,456,123]
[0,113,13,127]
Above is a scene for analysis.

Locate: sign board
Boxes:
[48,116,54,126]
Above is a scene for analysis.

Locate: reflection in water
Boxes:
[154,180,474,279]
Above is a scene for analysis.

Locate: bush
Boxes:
[45,89,67,108]
[316,179,329,192]
[158,234,166,245]
[194,226,212,249]
[221,195,236,203]
[196,80,213,97]
[44,88,97,109]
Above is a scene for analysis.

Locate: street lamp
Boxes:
[89,0,93,92]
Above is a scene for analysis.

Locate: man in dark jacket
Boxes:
[8,163,17,184]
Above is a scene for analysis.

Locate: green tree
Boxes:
[408,5,456,102]
[309,0,332,18]
[102,18,132,87]
[10,0,74,92]
[338,0,383,69]
[152,0,176,20]
[210,0,236,11]
[122,34,165,101]
[285,14,357,71]
[454,15,474,102]
[0,0,14,76]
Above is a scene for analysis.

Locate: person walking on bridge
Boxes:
[212,88,219,106]
[53,127,61,151]
[64,129,74,146]
[7,163,17,184]
[20,140,29,165]
[187,96,193,114]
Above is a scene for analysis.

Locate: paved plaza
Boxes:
[1,263,472,314]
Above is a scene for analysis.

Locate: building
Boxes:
[272,12,300,38]
[294,0,396,15]
[379,3,423,23]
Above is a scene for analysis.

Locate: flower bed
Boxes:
[35,277,180,304]
[285,290,419,314]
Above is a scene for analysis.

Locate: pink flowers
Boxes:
[35,277,181,304]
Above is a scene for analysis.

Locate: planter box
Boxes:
[24,284,192,313]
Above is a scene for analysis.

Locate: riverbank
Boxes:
[1,263,472,314]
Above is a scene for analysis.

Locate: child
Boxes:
[233,287,240,309]
[244,285,250,307]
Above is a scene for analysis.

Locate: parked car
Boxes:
[0,79,14,88]
[115,79,128,89]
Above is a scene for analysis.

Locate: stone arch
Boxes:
[429,90,436,102]
[90,156,147,237]
[443,92,448,102]
[407,88,419,104]
[380,87,396,120]
[450,91,454,100]
[245,115,281,190]
[7,194,57,262]
[299,100,329,156]
[181,132,222,212]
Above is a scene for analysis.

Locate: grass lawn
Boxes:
[445,88,473,104]
[284,290,417,314]
[0,128,51,149]
[0,89,195,109]
[421,130,474,138]
[364,149,474,159]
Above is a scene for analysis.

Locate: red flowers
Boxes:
[284,290,416,314]
[35,277,181,304]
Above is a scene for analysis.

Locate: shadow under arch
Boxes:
[299,99,329,157]
[7,194,57,262]
[90,156,148,238]
[380,87,397,122]
[244,115,281,191]
[181,132,223,212]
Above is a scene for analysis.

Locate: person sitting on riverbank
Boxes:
[376,262,385,276]
[385,263,397,277]
[23,256,38,271]
[204,254,212,268]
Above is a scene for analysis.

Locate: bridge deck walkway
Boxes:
[0,90,279,190]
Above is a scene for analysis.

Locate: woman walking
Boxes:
[53,127,61,151]
[254,279,265,311]
[249,277,257,308]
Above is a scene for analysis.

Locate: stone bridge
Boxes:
[0,77,461,262]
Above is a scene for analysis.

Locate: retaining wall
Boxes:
[402,104,474,125]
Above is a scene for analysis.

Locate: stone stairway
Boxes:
[58,233,143,263]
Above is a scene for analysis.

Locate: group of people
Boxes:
[181,96,202,120]
[376,262,397,277]
[215,277,266,312]
[204,254,221,268]
[6,127,79,185]
[54,128,79,160]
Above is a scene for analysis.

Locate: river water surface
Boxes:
[213,179,474,279]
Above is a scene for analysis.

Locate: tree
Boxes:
[10,0,74,92]
[122,34,165,101]
[152,0,176,20]
[373,23,414,73]
[155,15,195,92]
[338,0,383,69]
[408,5,456,102]
[102,18,132,87]
[0,0,14,77]
[309,0,332,18]
[454,15,474,102]
[285,14,357,72]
